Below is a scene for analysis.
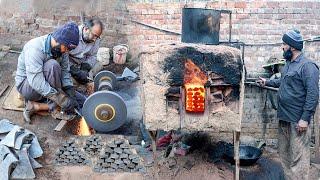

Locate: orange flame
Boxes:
[78,117,91,136]
[184,59,208,113]
[184,59,208,85]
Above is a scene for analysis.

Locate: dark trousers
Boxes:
[17,59,86,109]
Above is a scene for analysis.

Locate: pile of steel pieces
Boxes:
[84,135,103,156]
[0,119,43,180]
[93,138,146,173]
[54,138,90,165]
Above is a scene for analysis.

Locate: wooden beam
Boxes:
[233,131,240,180]
[147,130,158,166]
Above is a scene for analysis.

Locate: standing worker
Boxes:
[258,29,319,180]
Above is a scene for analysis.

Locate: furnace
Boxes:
[140,43,244,132]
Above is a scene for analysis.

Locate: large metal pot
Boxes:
[182,8,221,45]
[224,143,266,166]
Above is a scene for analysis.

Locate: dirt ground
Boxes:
[0,52,319,180]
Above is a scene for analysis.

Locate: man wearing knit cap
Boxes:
[258,29,319,179]
[15,22,86,123]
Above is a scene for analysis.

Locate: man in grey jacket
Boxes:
[258,29,319,180]
[15,22,85,123]
[67,18,104,85]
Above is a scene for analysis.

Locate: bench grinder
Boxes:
[82,71,127,133]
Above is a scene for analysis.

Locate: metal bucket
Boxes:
[113,44,129,64]
[182,8,221,45]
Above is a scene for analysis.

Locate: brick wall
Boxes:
[1,0,320,144]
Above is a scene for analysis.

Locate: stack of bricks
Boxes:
[54,139,90,166]
[94,138,146,173]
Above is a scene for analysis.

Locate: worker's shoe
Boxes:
[23,101,35,124]
[51,108,76,121]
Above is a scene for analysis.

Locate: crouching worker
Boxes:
[15,22,86,123]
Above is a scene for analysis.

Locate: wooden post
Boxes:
[148,130,158,165]
[234,131,240,180]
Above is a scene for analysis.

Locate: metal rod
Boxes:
[74,108,82,117]
[245,82,278,91]
[130,19,181,35]
[229,12,232,43]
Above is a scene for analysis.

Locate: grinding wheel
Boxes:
[82,91,127,132]
[94,71,117,92]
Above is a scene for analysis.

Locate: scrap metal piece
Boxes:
[14,131,34,150]
[0,152,18,180]
[21,144,31,150]
[11,148,36,179]
[0,144,12,161]
[28,137,43,159]
[0,119,15,133]
[118,67,138,81]
[0,133,8,141]
[28,155,42,169]
[54,120,68,132]
[82,91,127,133]
[0,125,24,148]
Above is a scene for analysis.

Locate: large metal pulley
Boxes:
[94,71,117,91]
[82,70,127,133]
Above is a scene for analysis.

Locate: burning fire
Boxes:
[184,59,208,112]
[77,117,92,136]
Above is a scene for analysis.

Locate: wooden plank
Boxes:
[54,120,68,131]
[1,85,24,112]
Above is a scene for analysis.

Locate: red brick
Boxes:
[235,1,247,8]
[266,2,279,8]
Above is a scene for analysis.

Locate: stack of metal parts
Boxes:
[93,138,146,173]
[84,135,102,156]
[54,139,90,165]
[0,119,43,180]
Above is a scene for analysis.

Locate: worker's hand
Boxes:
[63,86,80,109]
[80,62,92,72]
[46,91,76,112]
[256,76,266,87]
[86,82,94,95]
[296,119,308,133]
[70,65,89,84]
[63,86,76,97]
